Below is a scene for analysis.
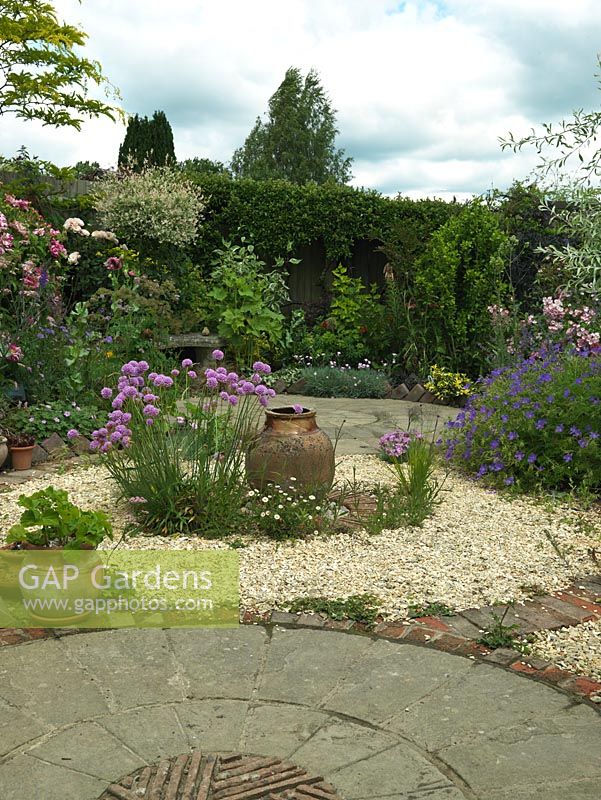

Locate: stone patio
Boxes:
[0,625,600,799]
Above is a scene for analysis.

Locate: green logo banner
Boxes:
[0,550,239,628]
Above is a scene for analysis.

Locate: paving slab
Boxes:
[385,662,577,751]
[0,636,110,726]
[98,705,190,763]
[321,637,471,722]
[61,627,184,710]
[257,626,374,705]
[325,743,462,799]
[241,703,329,757]
[26,720,145,780]
[176,698,250,751]
[0,754,106,800]
[0,627,599,800]
[166,624,268,700]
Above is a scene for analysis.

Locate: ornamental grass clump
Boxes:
[92,351,276,537]
[444,349,601,496]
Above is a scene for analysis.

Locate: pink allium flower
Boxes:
[212,349,224,361]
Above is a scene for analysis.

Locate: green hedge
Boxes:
[185,174,461,268]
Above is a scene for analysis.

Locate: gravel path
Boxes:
[0,456,597,618]
[2,455,599,679]
[530,620,601,683]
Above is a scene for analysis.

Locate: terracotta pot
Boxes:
[0,543,101,625]
[10,444,35,470]
[246,406,335,493]
[0,436,8,470]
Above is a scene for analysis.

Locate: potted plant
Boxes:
[1,488,112,624]
[3,430,36,470]
[4,487,112,550]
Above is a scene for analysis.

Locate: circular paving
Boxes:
[99,751,343,799]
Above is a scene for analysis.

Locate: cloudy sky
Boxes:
[3,0,601,199]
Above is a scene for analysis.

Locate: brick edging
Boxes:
[2,576,600,710]
[241,575,601,709]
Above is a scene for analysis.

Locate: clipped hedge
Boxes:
[185,174,461,268]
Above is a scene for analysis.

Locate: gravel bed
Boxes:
[0,456,598,621]
[530,621,601,683]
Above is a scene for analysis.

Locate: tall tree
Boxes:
[118,110,176,170]
[231,67,353,184]
[0,0,121,128]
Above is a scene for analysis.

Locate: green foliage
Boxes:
[477,607,523,650]
[490,181,562,304]
[407,601,455,618]
[536,185,601,295]
[0,147,77,220]
[0,0,121,128]
[387,437,443,527]
[301,367,389,398]
[99,358,267,538]
[7,487,112,549]
[5,401,101,441]
[208,240,291,366]
[245,482,329,541]
[93,165,204,249]
[444,351,601,497]
[424,364,471,405]
[231,66,352,184]
[118,110,176,171]
[410,200,510,376]
[179,158,231,178]
[287,594,381,626]
[187,173,457,269]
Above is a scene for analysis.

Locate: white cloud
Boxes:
[2,0,601,197]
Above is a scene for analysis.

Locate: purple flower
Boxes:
[515,451,524,461]
[252,361,271,375]
[187,370,197,379]
[535,419,547,430]
[171,369,180,377]
[504,476,515,485]
[508,431,518,441]
[66,429,79,439]
[555,424,564,433]
[182,359,193,368]
[219,391,229,401]
[527,453,537,464]
[258,395,269,407]
[212,349,224,361]
[143,404,160,417]
[146,418,154,426]
[101,387,113,399]
[228,395,238,406]
[292,404,304,414]
[206,376,218,388]
[563,452,573,462]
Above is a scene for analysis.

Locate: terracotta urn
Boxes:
[246,406,335,493]
[10,444,35,471]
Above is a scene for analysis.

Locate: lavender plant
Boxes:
[88,351,276,537]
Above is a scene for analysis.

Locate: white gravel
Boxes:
[530,621,601,683]
[0,456,598,621]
